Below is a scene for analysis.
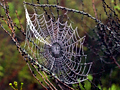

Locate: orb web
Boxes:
[24,4,93,84]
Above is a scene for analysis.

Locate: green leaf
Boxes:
[0,66,3,71]
[114,5,119,9]
[111,0,114,3]
[0,52,3,57]
[0,72,3,76]
[84,81,91,90]
[110,84,117,90]
[87,74,93,81]
[98,85,102,90]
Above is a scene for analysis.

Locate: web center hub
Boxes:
[51,42,63,58]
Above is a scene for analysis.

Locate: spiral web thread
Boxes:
[24,4,93,84]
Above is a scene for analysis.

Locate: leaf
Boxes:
[111,0,114,3]
[84,80,91,90]
[87,74,93,81]
[114,6,119,9]
[110,84,117,90]
[0,65,3,71]
[0,72,3,76]
[0,52,3,57]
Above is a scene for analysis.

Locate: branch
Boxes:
[92,0,98,19]
[112,56,120,69]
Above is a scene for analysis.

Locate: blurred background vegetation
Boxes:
[0,0,120,90]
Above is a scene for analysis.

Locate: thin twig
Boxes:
[43,71,57,90]
[15,10,25,33]
[92,0,98,19]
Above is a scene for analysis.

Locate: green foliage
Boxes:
[0,65,3,77]
[111,0,120,14]
[98,83,120,90]
[77,75,120,90]
[83,75,93,90]
[18,65,32,81]
[0,52,4,77]
[87,74,93,81]
[74,74,93,90]
[7,1,25,33]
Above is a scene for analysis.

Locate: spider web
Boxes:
[24,4,93,84]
